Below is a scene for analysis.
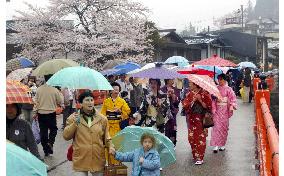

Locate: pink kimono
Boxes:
[210,85,237,147]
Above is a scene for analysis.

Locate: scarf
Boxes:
[80,108,96,124]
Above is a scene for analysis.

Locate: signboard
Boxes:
[225,17,240,25]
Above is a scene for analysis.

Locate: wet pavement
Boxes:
[45,99,257,176]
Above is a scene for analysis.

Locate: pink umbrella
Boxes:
[187,74,222,100]
[192,54,237,67]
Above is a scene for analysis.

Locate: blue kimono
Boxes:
[115,147,160,176]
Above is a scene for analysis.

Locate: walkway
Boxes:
[46,99,257,176]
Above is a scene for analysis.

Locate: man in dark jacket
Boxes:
[129,78,144,115]
[6,103,40,159]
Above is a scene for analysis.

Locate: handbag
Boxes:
[104,150,127,176]
[191,101,206,115]
[31,119,41,144]
[119,119,129,130]
[203,112,214,128]
[67,144,73,161]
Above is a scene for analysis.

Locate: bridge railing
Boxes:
[254,90,279,176]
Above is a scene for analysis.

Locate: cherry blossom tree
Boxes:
[12,0,154,69]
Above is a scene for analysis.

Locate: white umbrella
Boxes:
[238,62,256,69]
[7,68,33,81]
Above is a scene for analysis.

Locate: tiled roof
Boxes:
[185,38,216,45]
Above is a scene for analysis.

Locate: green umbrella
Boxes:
[32,59,79,76]
[112,126,176,168]
[6,142,47,176]
[47,66,113,90]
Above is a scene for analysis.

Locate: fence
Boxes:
[254,90,279,176]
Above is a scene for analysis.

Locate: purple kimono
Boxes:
[161,85,180,146]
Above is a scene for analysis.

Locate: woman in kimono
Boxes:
[101,82,131,165]
[161,79,180,146]
[133,79,169,133]
[210,74,237,153]
[182,82,212,165]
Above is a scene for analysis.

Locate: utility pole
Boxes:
[241,5,244,32]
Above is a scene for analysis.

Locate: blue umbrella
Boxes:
[6,57,35,71]
[113,62,141,74]
[100,68,121,76]
[165,56,189,67]
[6,142,47,176]
[18,57,34,67]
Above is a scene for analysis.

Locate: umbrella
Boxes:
[6,80,33,104]
[100,68,121,76]
[238,61,256,69]
[47,66,113,90]
[192,55,236,81]
[127,63,156,75]
[187,74,222,99]
[6,57,35,71]
[192,55,237,67]
[102,60,125,70]
[32,59,79,76]
[112,126,176,168]
[6,68,33,81]
[113,62,141,75]
[6,142,47,176]
[165,56,189,67]
[177,68,215,77]
[130,63,185,79]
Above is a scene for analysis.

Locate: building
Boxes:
[183,33,231,59]
[156,29,201,62]
[246,17,279,37]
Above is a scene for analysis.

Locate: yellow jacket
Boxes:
[63,110,112,172]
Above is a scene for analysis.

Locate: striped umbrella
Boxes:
[6,80,33,104]
[6,57,34,71]
[6,68,33,81]
[187,74,222,100]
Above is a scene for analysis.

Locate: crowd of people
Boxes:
[7,66,276,176]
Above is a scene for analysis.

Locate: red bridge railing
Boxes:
[254,90,279,176]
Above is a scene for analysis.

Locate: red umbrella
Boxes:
[177,68,215,77]
[192,54,237,67]
[187,74,222,100]
[6,80,33,104]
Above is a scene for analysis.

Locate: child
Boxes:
[110,133,161,176]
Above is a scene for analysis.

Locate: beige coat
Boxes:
[63,110,112,172]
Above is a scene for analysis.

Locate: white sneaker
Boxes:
[213,146,219,153]
[194,160,204,165]
[160,168,163,171]
[219,146,226,151]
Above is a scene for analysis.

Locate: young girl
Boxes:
[110,133,161,176]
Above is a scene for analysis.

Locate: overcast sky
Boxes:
[6,0,256,32]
